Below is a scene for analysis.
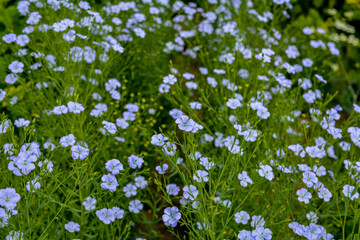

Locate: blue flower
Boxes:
[0,188,21,210]
[258,165,274,181]
[134,176,148,189]
[26,177,41,192]
[116,118,129,129]
[101,174,119,192]
[238,171,253,187]
[162,207,181,227]
[59,134,76,147]
[166,184,180,196]
[169,109,183,119]
[163,74,177,85]
[6,231,23,240]
[129,199,143,214]
[162,142,176,156]
[317,187,332,202]
[53,105,68,115]
[235,211,250,224]
[193,170,209,183]
[71,145,89,160]
[183,185,199,200]
[102,120,117,134]
[343,185,359,200]
[238,230,254,240]
[252,226,272,240]
[156,164,168,174]
[64,222,80,233]
[151,134,168,146]
[67,101,84,114]
[8,61,24,74]
[112,207,125,219]
[128,155,144,169]
[251,215,265,228]
[83,196,96,211]
[302,171,318,188]
[14,152,37,175]
[175,115,195,132]
[123,183,137,197]
[297,188,312,204]
[105,159,123,175]
[96,208,115,224]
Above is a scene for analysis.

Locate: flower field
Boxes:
[1,0,360,239]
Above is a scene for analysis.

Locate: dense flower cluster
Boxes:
[0,0,359,239]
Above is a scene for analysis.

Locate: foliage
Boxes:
[1,0,360,240]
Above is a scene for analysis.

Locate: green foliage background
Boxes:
[1,0,360,239]
[1,0,360,111]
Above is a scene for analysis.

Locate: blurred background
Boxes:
[1,0,360,113]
